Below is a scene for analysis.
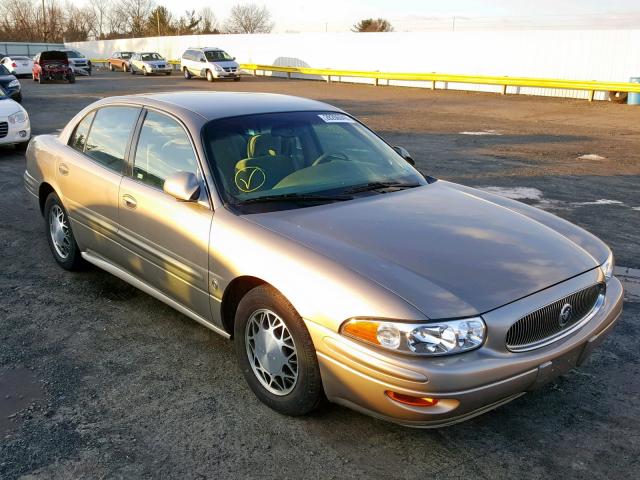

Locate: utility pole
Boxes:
[42,0,46,42]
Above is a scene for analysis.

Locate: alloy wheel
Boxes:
[49,204,71,259]
[245,309,299,395]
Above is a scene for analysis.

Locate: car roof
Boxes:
[101,91,342,121]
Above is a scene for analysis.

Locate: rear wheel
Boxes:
[234,285,324,416]
[68,75,75,84]
[206,70,215,82]
[183,67,191,79]
[123,63,128,72]
[44,193,84,270]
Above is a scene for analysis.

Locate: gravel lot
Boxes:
[1,71,639,479]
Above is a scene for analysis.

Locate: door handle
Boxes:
[122,194,137,209]
[58,163,69,176]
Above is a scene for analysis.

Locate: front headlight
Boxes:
[214,64,223,72]
[8,111,28,124]
[601,250,614,281]
[341,317,486,356]
[8,79,20,88]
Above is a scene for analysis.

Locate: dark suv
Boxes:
[32,51,75,84]
[0,64,22,102]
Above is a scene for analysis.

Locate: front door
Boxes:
[117,109,213,321]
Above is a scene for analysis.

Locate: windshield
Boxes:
[202,111,426,209]
[121,52,133,59]
[66,50,83,58]
[141,53,163,61]
[205,50,233,62]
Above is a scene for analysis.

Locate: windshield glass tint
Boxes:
[202,111,425,204]
[66,51,82,58]
[205,50,232,62]
[141,53,162,61]
[0,65,9,75]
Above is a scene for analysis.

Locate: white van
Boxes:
[180,47,240,82]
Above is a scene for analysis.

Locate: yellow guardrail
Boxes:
[90,59,640,101]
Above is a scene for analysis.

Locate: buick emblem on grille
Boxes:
[559,303,573,327]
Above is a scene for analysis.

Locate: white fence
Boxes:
[67,30,640,101]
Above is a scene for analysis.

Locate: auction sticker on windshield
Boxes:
[318,113,355,123]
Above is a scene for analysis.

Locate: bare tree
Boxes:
[88,0,111,39]
[352,18,393,32]
[199,6,219,34]
[118,0,155,37]
[224,3,273,34]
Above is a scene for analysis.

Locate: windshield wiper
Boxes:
[234,193,353,205]
[343,181,423,194]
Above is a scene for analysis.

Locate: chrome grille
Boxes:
[506,283,604,352]
[0,122,8,138]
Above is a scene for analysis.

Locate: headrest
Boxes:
[247,133,282,158]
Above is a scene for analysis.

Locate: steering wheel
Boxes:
[312,151,349,166]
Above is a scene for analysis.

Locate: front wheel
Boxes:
[165,71,171,76]
[44,193,84,270]
[234,76,241,82]
[142,67,148,76]
[234,285,324,416]
[109,63,114,71]
[123,63,128,72]
[183,67,191,79]
[206,70,215,82]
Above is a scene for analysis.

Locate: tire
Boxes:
[68,76,75,84]
[206,70,214,82]
[44,193,84,270]
[165,71,171,76]
[109,63,114,71]
[14,92,22,103]
[123,63,128,72]
[234,284,324,416]
[38,76,45,84]
[234,76,241,82]
[15,141,29,152]
[143,67,148,76]
[183,67,191,79]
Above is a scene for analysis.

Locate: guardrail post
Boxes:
[588,90,595,102]
[375,77,379,87]
[327,75,331,83]
[253,69,256,76]
[287,71,291,79]
[431,81,436,90]
[502,84,508,95]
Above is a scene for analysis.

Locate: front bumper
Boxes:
[306,269,623,427]
[147,66,172,74]
[0,119,30,145]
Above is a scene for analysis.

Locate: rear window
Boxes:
[40,51,68,61]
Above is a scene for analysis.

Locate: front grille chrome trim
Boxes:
[507,285,605,353]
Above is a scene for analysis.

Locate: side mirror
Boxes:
[163,171,200,201]
[200,58,206,62]
[392,146,415,166]
[232,57,236,61]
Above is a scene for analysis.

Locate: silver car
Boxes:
[24,92,623,427]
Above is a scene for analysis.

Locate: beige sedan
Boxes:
[24,92,623,427]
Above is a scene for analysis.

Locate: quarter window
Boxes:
[84,106,140,172]
[133,111,199,189]
[69,111,95,152]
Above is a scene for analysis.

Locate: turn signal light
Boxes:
[385,390,439,407]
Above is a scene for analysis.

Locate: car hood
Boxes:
[0,98,23,116]
[0,74,17,85]
[143,60,167,66]
[211,60,238,68]
[245,181,600,319]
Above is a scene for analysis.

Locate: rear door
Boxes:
[58,105,142,263]
[118,108,214,321]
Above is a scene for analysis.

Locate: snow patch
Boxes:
[577,154,607,161]
[459,130,502,136]
[573,199,625,206]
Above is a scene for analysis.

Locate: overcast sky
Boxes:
[79,0,640,32]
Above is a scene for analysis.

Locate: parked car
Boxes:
[181,47,240,81]
[0,89,30,150]
[62,49,91,76]
[130,52,172,76]
[0,64,22,102]
[1,55,34,78]
[32,51,75,84]
[107,51,135,72]
[24,92,623,427]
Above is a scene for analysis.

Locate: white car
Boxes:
[180,47,240,82]
[0,93,30,150]
[130,52,172,76]
[61,49,92,76]
[0,56,34,77]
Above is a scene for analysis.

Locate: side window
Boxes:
[133,111,199,190]
[68,111,95,152]
[84,106,140,173]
